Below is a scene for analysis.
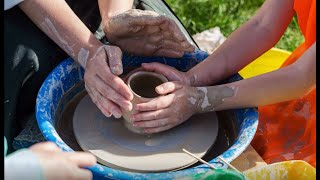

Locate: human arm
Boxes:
[131,42,316,133]
[99,0,195,58]
[138,0,295,86]
[5,142,96,180]
[18,0,133,118]
[185,0,295,86]
[199,42,316,111]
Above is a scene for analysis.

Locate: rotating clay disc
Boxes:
[73,95,219,172]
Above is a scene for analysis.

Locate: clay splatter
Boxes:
[78,48,89,68]
[187,97,197,105]
[40,18,75,57]
[197,87,211,109]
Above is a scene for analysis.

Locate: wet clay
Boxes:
[129,73,164,98]
[72,95,218,172]
[54,82,238,172]
[122,71,168,134]
[55,84,87,151]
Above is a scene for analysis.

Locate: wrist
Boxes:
[101,12,123,38]
[192,87,205,114]
[79,41,105,69]
[185,71,196,86]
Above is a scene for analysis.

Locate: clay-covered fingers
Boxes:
[153,48,184,58]
[105,46,123,76]
[135,93,176,111]
[131,108,171,122]
[131,25,161,37]
[133,118,171,128]
[85,84,112,117]
[141,62,186,82]
[94,57,133,101]
[155,82,183,95]
[94,76,132,111]
[127,10,166,27]
[160,19,184,42]
[159,39,188,52]
[160,19,195,52]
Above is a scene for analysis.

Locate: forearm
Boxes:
[19,0,104,68]
[196,42,316,112]
[187,0,294,86]
[98,0,133,26]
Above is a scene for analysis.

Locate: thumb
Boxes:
[106,45,123,76]
[155,81,183,95]
[142,63,182,81]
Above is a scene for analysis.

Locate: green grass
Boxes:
[166,0,304,52]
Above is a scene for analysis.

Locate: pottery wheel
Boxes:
[73,95,219,172]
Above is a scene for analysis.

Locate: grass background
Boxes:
[165,0,304,52]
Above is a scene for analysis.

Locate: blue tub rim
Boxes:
[36,58,258,179]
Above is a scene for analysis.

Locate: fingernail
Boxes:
[156,86,163,92]
[111,65,123,75]
[113,110,122,119]
[105,112,112,117]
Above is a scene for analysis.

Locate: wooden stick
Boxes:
[217,156,241,173]
[182,149,216,169]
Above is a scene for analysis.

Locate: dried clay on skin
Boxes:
[197,86,235,111]
[197,87,211,109]
[40,18,75,57]
[78,48,89,68]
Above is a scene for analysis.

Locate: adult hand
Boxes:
[103,9,195,58]
[29,142,96,180]
[84,45,133,118]
[130,81,201,134]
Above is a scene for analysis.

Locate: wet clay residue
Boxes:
[130,74,165,98]
[55,84,87,151]
[54,82,239,169]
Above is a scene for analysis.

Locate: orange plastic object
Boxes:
[249,0,316,168]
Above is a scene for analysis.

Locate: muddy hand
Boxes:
[103,9,195,58]
[130,81,200,134]
[29,142,96,180]
[141,62,192,84]
[84,45,133,118]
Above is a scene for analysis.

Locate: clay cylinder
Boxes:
[122,71,168,134]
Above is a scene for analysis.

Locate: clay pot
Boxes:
[122,71,168,134]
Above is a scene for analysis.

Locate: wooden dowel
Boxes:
[217,156,241,173]
[182,149,216,169]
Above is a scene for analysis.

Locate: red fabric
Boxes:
[251,0,316,167]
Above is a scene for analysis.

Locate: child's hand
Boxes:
[29,142,96,180]
[130,81,201,134]
[141,62,192,85]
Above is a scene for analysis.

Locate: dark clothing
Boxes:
[4,0,196,153]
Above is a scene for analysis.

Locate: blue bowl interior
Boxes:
[36,58,258,179]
